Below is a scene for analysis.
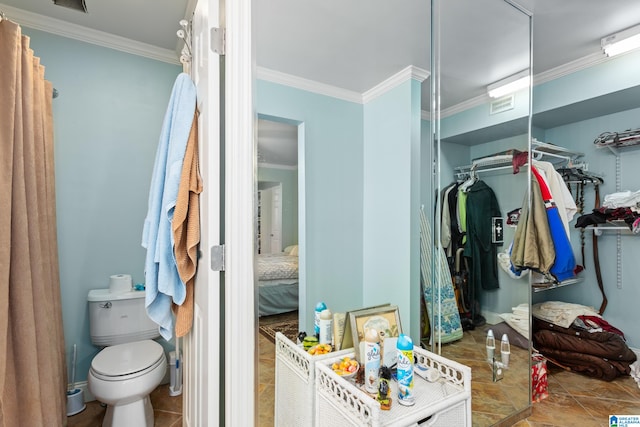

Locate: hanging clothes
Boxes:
[142,73,197,340]
[531,166,576,282]
[534,160,577,237]
[440,182,457,257]
[511,173,556,276]
[463,180,502,291]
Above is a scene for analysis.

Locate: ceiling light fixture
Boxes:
[601,24,640,57]
[487,70,529,98]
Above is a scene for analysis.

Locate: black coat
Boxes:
[463,180,502,290]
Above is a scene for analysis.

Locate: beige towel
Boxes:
[172,111,202,337]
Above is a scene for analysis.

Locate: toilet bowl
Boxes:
[88,340,167,427]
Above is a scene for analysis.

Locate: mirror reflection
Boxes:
[255,0,640,425]
[429,0,532,424]
[257,117,300,317]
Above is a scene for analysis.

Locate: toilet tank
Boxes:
[88,289,160,346]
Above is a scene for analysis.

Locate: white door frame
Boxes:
[223,0,255,425]
[183,0,255,425]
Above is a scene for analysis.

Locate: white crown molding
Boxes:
[0,3,180,65]
[362,65,430,104]
[256,67,362,103]
[432,50,614,119]
[257,65,430,105]
[533,51,608,86]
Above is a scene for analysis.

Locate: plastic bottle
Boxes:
[319,309,333,345]
[314,301,327,337]
[396,333,415,406]
[364,328,381,393]
[500,333,511,368]
[486,329,495,363]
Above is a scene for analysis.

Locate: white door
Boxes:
[184,0,221,425]
[270,184,283,252]
[185,0,255,426]
[259,188,273,253]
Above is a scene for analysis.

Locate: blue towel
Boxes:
[142,73,196,340]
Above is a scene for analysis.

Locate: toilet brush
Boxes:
[66,344,86,416]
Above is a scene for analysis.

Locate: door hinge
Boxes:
[211,27,225,55]
[211,245,225,271]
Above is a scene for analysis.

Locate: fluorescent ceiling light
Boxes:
[602,24,640,57]
[487,70,529,98]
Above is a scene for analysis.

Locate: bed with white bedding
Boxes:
[257,247,299,316]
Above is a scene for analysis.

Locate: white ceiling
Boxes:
[2,0,640,163]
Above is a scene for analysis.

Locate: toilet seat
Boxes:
[90,340,165,381]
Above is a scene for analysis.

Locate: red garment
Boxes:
[512,150,529,174]
[578,315,626,338]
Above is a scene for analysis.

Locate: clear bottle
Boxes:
[396,333,415,406]
[314,301,327,337]
[500,333,510,368]
[486,329,495,363]
[364,328,381,393]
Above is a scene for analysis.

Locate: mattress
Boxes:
[258,279,299,317]
[257,253,299,281]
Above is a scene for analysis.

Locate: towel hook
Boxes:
[177,19,192,65]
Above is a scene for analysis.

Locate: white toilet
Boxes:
[87,289,167,427]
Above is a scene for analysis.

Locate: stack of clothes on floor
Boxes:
[533,301,637,381]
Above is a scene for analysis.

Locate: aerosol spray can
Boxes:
[314,301,327,337]
[364,328,381,393]
[396,334,415,406]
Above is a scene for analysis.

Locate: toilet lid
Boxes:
[91,340,164,377]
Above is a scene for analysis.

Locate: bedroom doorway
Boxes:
[257,183,282,254]
[256,115,302,423]
[256,116,301,318]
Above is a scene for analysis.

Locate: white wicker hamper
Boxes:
[274,332,352,427]
[314,346,472,427]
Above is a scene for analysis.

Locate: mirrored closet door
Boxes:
[428,0,533,425]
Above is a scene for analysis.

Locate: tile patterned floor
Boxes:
[67,383,182,427]
[258,327,640,427]
[68,330,640,426]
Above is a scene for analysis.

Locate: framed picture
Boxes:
[341,304,402,362]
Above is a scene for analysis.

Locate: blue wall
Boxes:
[439,49,640,348]
[535,107,640,347]
[362,79,422,340]
[23,27,182,382]
[257,80,366,333]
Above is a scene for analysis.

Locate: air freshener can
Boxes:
[364,328,381,393]
[314,301,327,337]
[396,334,415,406]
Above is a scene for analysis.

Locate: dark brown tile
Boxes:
[153,410,182,427]
[526,393,602,427]
[150,384,183,414]
[67,400,105,427]
[574,395,640,421]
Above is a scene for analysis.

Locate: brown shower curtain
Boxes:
[0,17,67,426]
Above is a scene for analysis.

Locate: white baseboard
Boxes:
[70,362,172,403]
